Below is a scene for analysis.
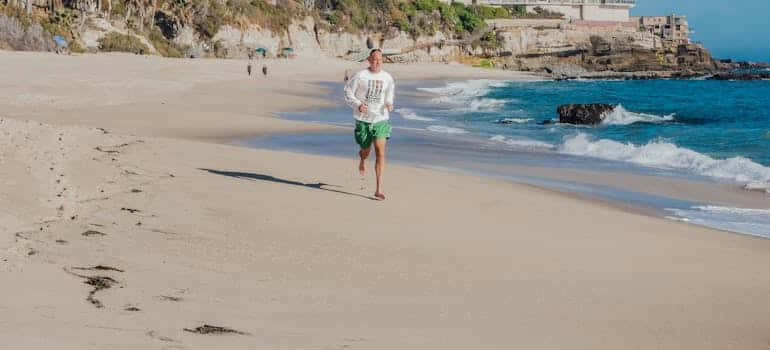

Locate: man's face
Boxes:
[368,51,383,73]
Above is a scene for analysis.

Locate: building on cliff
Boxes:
[465,0,636,23]
[633,14,691,45]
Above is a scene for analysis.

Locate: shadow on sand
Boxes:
[200,168,375,201]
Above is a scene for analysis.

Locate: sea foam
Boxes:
[560,133,770,185]
[426,125,469,134]
[666,206,770,238]
[490,135,555,150]
[601,105,675,125]
[497,118,533,124]
[396,108,435,122]
[419,80,510,112]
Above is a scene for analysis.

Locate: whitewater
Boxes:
[396,78,770,237]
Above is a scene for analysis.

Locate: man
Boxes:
[344,49,395,201]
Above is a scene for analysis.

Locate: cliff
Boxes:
[486,20,718,78]
[0,1,726,77]
[77,16,722,78]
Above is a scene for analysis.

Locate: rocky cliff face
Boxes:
[73,15,718,76]
[490,24,716,77]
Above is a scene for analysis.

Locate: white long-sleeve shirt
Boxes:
[343,69,395,123]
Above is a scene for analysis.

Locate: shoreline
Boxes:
[245,125,770,239]
[246,77,769,237]
[3,51,770,349]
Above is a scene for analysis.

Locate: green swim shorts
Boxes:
[354,120,391,149]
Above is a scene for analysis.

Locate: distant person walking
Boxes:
[344,69,350,83]
[343,49,395,200]
[262,65,268,77]
[247,60,253,76]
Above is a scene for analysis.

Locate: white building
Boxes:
[466,0,636,23]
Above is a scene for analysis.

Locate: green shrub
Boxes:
[457,6,483,32]
[478,58,494,68]
[69,39,86,53]
[414,0,440,12]
[473,5,509,19]
[438,3,458,26]
[251,0,296,33]
[98,32,150,54]
[192,0,227,39]
[148,28,182,57]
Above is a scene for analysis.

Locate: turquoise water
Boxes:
[405,79,770,185]
[245,78,770,238]
[430,79,770,165]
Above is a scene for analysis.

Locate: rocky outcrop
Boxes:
[708,72,770,81]
[557,104,615,125]
[492,22,717,78]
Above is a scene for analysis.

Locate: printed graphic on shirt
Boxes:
[365,80,384,105]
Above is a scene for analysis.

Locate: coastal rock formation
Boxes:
[708,72,770,81]
[0,7,732,77]
[557,104,615,125]
[491,21,719,78]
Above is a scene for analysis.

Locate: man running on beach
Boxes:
[344,49,395,200]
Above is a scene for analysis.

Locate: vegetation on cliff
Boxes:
[320,0,509,37]
[0,0,512,56]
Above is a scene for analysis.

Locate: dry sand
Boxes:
[1,51,769,349]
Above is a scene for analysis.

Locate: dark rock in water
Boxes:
[557,104,615,125]
[707,72,770,81]
[538,119,554,125]
[737,61,770,70]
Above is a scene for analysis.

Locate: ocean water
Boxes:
[244,78,770,238]
[413,79,770,182]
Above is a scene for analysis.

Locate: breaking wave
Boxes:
[426,125,469,134]
[490,135,555,150]
[419,80,510,112]
[601,105,675,125]
[666,206,770,239]
[396,108,435,122]
[559,133,770,185]
[497,118,534,124]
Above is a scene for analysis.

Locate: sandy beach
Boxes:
[1,51,769,349]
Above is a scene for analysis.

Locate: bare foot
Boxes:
[374,192,386,200]
[358,158,366,176]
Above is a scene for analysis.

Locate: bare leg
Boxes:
[358,147,371,176]
[373,138,387,200]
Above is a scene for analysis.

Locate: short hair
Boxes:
[369,48,382,57]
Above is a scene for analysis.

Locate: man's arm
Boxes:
[344,73,363,110]
[384,76,395,112]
